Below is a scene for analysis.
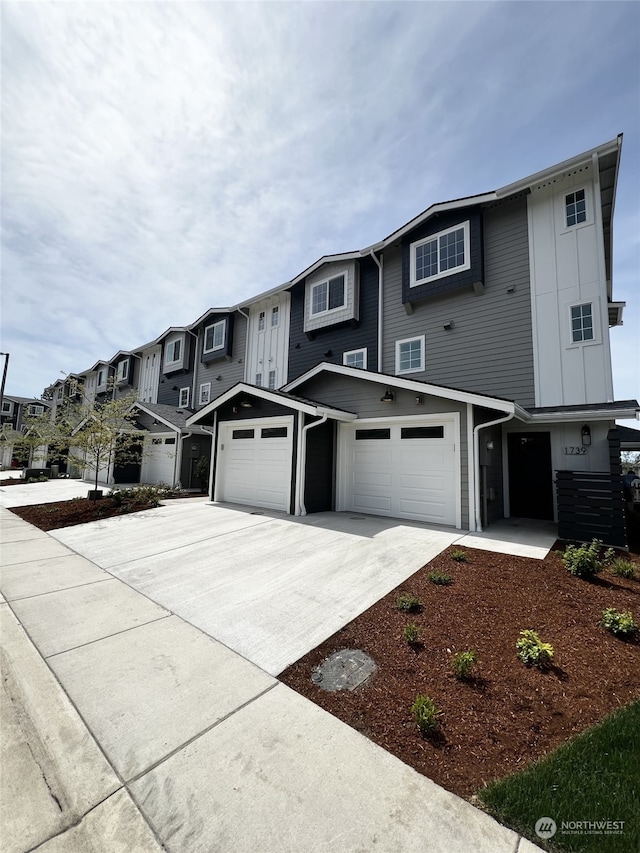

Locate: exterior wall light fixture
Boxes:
[380,389,395,403]
[581,425,591,446]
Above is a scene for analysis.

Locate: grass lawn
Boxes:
[478,700,640,852]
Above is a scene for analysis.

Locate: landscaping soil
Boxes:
[9,497,158,530]
[280,545,640,800]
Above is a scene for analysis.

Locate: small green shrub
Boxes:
[562,539,615,578]
[428,571,453,585]
[108,483,179,508]
[411,694,441,734]
[452,650,478,680]
[516,630,554,669]
[611,558,638,580]
[450,548,468,562]
[599,608,638,636]
[396,593,422,612]
[403,623,420,645]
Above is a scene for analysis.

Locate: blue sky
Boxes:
[1,1,639,425]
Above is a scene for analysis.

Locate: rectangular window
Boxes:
[232,429,254,439]
[28,404,45,416]
[116,359,129,382]
[271,306,279,327]
[268,370,276,390]
[395,336,425,374]
[255,373,262,387]
[204,320,225,353]
[571,303,594,342]
[151,437,162,445]
[343,348,367,370]
[165,437,176,445]
[166,338,181,365]
[410,222,470,287]
[311,274,346,315]
[199,383,211,405]
[179,387,190,408]
[258,311,266,331]
[261,427,288,438]
[96,371,105,389]
[401,426,444,439]
[355,429,391,440]
[566,189,586,227]
[2,401,12,413]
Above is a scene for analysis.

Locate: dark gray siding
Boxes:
[287,256,379,381]
[158,336,194,407]
[193,313,247,408]
[383,195,535,407]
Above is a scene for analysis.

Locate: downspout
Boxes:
[177,431,190,488]
[296,413,329,516]
[369,249,384,373]
[237,307,251,382]
[185,328,199,409]
[473,410,515,533]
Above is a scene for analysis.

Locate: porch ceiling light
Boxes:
[380,388,395,403]
[581,424,591,446]
[239,399,253,409]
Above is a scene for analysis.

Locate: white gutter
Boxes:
[473,410,515,533]
[237,307,251,382]
[296,413,329,516]
[368,248,384,373]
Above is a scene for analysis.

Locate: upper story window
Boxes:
[255,373,262,387]
[570,303,594,343]
[166,339,181,364]
[2,401,13,414]
[96,370,106,391]
[311,274,346,316]
[28,404,44,416]
[258,311,266,331]
[395,336,425,374]
[410,222,470,287]
[204,320,225,354]
[271,306,280,327]
[116,359,129,383]
[56,386,64,400]
[164,334,185,371]
[268,370,277,390]
[199,383,211,406]
[179,387,190,408]
[343,348,367,370]
[566,189,586,227]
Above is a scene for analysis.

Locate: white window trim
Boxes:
[310,272,348,317]
[268,370,277,390]
[271,306,280,327]
[165,335,184,368]
[343,348,367,369]
[96,370,106,390]
[2,401,13,413]
[199,382,211,406]
[568,300,598,347]
[410,221,471,288]
[116,359,129,382]
[564,186,589,230]
[203,320,226,354]
[258,311,266,332]
[28,404,45,416]
[395,336,425,375]
[179,387,190,408]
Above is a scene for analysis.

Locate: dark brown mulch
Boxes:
[0,477,34,487]
[280,544,640,800]
[9,497,158,530]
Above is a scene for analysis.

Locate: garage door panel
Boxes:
[353,470,392,488]
[352,493,392,513]
[399,473,447,491]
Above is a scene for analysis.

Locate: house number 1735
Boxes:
[564,446,588,455]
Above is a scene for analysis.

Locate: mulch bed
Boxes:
[280,544,640,800]
[9,497,158,530]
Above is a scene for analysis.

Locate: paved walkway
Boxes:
[0,505,543,852]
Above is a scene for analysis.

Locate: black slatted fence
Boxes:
[556,470,627,549]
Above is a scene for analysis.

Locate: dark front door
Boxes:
[507,432,554,520]
[113,440,142,484]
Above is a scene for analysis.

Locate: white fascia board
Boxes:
[188,307,233,330]
[130,403,181,432]
[496,136,621,198]
[378,193,497,248]
[283,363,516,413]
[528,406,639,423]
[288,252,363,286]
[186,383,317,425]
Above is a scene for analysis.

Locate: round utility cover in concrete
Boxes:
[311,649,376,692]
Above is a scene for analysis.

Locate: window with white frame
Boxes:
[165,337,182,366]
[343,348,367,369]
[271,306,280,327]
[96,370,106,390]
[116,359,129,382]
[255,373,262,387]
[395,336,425,374]
[56,386,64,400]
[311,274,346,315]
[199,383,211,405]
[2,401,12,414]
[565,189,586,227]
[258,311,266,331]
[28,404,44,416]
[268,370,276,390]
[410,221,470,287]
[204,320,225,354]
[570,303,594,343]
[179,387,190,408]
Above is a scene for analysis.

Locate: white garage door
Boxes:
[143,435,177,485]
[339,417,459,526]
[216,417,293,512]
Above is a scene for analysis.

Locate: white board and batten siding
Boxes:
[338,415,461,528]
[245,294,291,390]
[215,417,294,512]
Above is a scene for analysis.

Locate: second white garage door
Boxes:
[339,416,460,526]
[142,434,178,485]
[216,417,294,512]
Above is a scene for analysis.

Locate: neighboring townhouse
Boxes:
[186,135,637,544]
[0,395,50,467]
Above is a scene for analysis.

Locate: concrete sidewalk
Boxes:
[1,507,541,852]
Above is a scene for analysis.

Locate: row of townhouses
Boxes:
[38,136,639,536]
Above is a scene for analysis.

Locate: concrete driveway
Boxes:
[50,500,459,674]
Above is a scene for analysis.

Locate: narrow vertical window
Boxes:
[271,306,279,327]
[258,311,266,331]
[570,303,594,342]
[268,370,276,390]
[566,189,586,227]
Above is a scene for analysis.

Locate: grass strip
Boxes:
[478,700,640,852]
